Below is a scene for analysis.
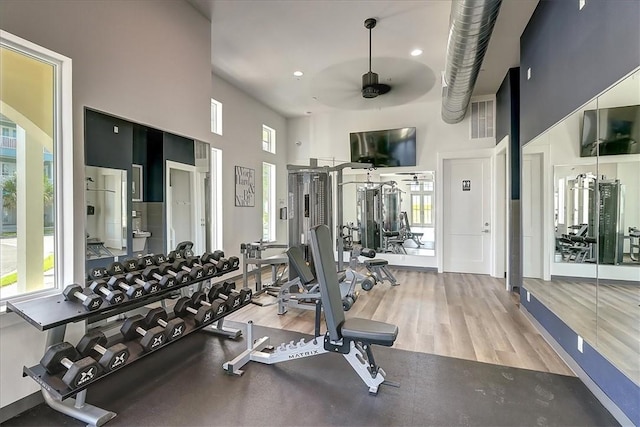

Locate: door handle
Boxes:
[482,229,490,233]
[482,222,490,233]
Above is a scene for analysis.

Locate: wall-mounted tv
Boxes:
[581,105,640,157]
[350,127,417,167]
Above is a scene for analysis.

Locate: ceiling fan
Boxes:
[361,18,391,99]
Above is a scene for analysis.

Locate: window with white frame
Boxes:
[410,180,434,227]
[211,98,222,135]
[262,162,276,241]
[262,125,276,153]
[1,31,73,303]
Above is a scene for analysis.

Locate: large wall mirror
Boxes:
[341,170,435,257]
[85,166,128,260]
[522,68,640,386]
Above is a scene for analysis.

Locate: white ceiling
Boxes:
[189,0,538,118]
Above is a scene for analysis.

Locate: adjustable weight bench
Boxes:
[224,225,399,394]
[277,246,359,314]
[350,247,399,287]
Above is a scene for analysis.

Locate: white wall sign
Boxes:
[235,166,255,207]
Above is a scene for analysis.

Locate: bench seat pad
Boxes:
[364,259,388,267]
[341,318,398,346]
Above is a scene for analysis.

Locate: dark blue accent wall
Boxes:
[520,0,640,145]
[85,109,133,170]
[496,68,520,200]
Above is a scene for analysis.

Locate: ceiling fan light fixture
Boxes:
[362,71,380,98]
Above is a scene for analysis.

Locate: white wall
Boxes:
[0,0,212,409]
[287,98,495,267]
[210,75,288,260]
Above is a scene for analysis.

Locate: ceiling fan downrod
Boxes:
[362,18,390,99]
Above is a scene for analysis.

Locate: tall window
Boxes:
[1,31,73,303]
[211,98,222,135]
[262,124,276,153]
[262,162,276,241]
[410,180,434,227]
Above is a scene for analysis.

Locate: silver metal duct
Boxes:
[442,0,503,124]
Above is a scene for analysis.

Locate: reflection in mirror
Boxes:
[85,166,127,260]
[342,171,435,256]
[522,68,640,387]
[596,69,640,386]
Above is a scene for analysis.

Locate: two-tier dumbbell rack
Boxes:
[6,263,244,426]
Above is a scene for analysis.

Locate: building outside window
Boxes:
[1,31,73,303]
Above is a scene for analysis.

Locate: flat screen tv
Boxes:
[350,127,416,167]
[581,105,640,157]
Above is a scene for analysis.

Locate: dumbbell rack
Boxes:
[6,265,242,426]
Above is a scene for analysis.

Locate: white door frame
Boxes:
[522,143,552,281]
[166,161,199,253]
[437,148,495,274]
[494,137,510,289]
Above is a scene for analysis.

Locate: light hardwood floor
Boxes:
[227,269,575,376]
[524,277,640,384]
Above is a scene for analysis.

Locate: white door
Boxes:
[166,162,198,252]
[196,171,207,254]
[102,173,122,250]
[443,157,492,274]
[522,153,543,278]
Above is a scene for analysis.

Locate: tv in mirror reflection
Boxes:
[350,127,416,167]
[581,105,640,157]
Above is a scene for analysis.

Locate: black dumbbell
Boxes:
[89,280,125,305]
[106,261,127,277]
[191,291,226,318]
[40,342,100,388]
[174,297,214,325]
[142,266,176,288]
[172,260,204,281]
[187,257,216,277]
[107,275,146,300]
[157,264,190,285]
[207,283,242,310]
[122,258,140,272]
[62,284,103,311]
[76,331,129,371]
[204,251,230,272]
[120,315,166,352]
[136,255,157,270]
[105,262,146,298]
[153,254,168,265]
[228,256,240,269]
[144,307,186,341]
[124,271,161,294]
[167,250,186,263]
[217,281,252,305]
[88,266,109,281]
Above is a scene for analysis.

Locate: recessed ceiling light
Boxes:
[410,49,423,57]
[293,71,304,77]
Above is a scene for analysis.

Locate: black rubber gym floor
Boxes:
[3,322,618,427]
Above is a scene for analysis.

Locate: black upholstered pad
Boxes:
[341,318,398,346]
[364,259,388,267]
[287,246,316,285]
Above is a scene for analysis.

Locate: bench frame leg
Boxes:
[224,322,393,394]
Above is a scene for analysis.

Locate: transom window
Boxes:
[211,98,222,135]
[262,125,275,154]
